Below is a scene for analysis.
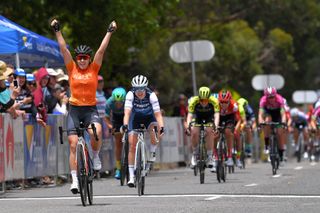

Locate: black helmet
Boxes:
[74,45,92,56]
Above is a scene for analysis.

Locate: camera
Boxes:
[13,79,19,88]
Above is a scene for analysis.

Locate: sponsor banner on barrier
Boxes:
[0,115,5,182]
[56,115,69,175]
[159,117,181,163]
[4,114,24,180]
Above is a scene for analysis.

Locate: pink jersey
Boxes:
[259,94,284,110]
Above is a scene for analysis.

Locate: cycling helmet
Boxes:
[218,90,232,102]
[131,75,148,87]
[237,98,248,106]
[198,86,210,99]
[290,108,299,117]
[74,45,93,56]
[264,86,277,97]
[112,87,126,101]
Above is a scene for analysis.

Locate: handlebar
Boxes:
[58,122,99,144]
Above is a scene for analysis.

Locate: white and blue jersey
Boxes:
[125,88,160,131]
[292,111,308,128]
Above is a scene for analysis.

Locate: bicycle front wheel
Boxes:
[199,141,206,184]
[87,150,93,205]
[77,144,88,206]
[136,142,143,196]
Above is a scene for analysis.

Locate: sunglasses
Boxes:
[134,87,146,93]
[27,81,37,86]
[8,73,14,77]
[76,55,90,61]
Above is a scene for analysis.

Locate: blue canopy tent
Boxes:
[0,15,65,68]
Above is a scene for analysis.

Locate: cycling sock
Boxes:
[279,149,284,161]
[92,150,99,159]
[129,165,134,178]
[264,137,269,148]
[116,160,121,170]
[207,150,213,157]
[71,170,77,182]
[150,144,157,153]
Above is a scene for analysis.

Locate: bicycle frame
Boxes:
[134,131,147,176]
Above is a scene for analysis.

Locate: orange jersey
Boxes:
[66,61,101,106]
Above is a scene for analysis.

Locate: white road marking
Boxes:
[272,174,281,178]
[204,196,221,201]
[244,183,258,187]
[294,166,303,170]
[310,162,317,166]
[2,194,320,202]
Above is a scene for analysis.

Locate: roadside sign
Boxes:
[251,74,285,91]
[292,90,318,104]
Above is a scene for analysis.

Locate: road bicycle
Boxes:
[189,120,214,184]
[59,122,98,206]
[259,122,285,175]
[133,125,158,196]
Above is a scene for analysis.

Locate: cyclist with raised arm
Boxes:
[185,87,220,172]
[217,90,242,167]
[51,18,117,194]
[122,75,164,187]
[237,98,257,157]
[258,86,286,166]
[311,102,320,143]
[289,108,309,159]
[105,87,126,179]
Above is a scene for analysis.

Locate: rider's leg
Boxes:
[277,127,286,162]
[114,133,123,177]
[205,127,214,167]
[245,127,253,156]
[263,116,272,152]
[68,135,78,182]
[88,122,102,170]
[225,127,234,166]
[293,128,299,150]
[128,132,138,186]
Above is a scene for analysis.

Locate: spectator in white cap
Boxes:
[52,84,68,115]
[43,68,65,113]
[56,68,70,97]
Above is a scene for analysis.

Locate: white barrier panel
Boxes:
[3,114,24,180]
[159,117,181,163]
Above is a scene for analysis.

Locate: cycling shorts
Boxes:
[128,114,157,132]
[67,105,101,136]
[220,114,235,126]
[263,108,281,123]
[112,115,124,133]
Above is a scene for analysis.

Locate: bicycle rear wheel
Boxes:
[136,143,143,196]
[120,137,129,186]
[77,144,87,206]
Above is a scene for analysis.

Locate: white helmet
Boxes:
[290,108,299,117]
[131,75,148,87]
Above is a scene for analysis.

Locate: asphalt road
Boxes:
[1,159,320,213]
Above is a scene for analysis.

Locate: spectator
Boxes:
[43,68,61,113]
[52,84,68,115]
[26,74,46,127]
[34,67,49,107]
[56,68,70,97]
[172,93,188,117]
[14,69,34,113]
[33,67,49,123]
[3,65,14,85]
[0,60,25,119]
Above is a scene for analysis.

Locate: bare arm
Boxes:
[93,21,117,66]
[50,19,72,66]
[123,108,131,126]
[154,111,164,128]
